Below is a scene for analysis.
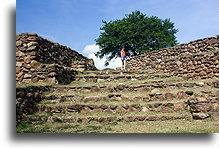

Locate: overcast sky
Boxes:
[16,0,218,69]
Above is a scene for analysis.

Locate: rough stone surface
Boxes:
[16,35,219,126]
[16,33,96,84]
[188,97,218,120]
[127,36,219,79]
[16,85,51,123]
[192,112,210,120]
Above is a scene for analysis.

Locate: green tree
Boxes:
[95,10,178,66]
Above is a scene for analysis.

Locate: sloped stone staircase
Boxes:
[18,69,218,126]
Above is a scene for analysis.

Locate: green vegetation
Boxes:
[95,10,178,65]
[16,119,218,133]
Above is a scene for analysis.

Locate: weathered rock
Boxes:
[80,107,91,114]
[151,88,160,94]
[93,108,103,113]
[108,104,118,110]
[126,36,219,79]
[23,73,32,79]
[146,115,157,121]
[48,72,57,77]
[16,62,23,67]
[135,116,146,121]
[176,91,188,99]
[189,104,212,112]
[213,80,219,88]
[142,107,148,112]
[116,84,125,90]
[110,96,122,101]
[188,98,209,104]
[183,83,194,87]
[99,104,108,109]
[27,41,38,47]
[122,104,130,109]
[79,117,89,124]
[104,109,114,114]
[86,78,97,83]
[124,116,136,122]
[164,93,174,100]
[173,102,185,111]
[87,104,98,110]
[153,103,162,108]
[97,79,105,83]
[16,40,23,46]
[98,117,107,122]
[192,112,209,120]
[63,116,78,123]
[185,91,194,96]
[67,104,84,111]
[116,107,127,114]
[16,33,96,84]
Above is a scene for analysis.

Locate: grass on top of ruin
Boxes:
[25,109,192,119]
[44,84,217,98]
[16,76,183,88]
[59,77,217,88]
[16,118,219,133]
[16,76,217,91]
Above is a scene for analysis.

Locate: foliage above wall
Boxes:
[95,10,178,66]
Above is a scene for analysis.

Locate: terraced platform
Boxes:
[16,69,219,133]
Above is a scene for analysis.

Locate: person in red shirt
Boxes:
[121,46,127,71]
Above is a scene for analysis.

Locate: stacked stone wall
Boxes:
[16,33,96,84]
[127,36,219,79]
[188,97,219,120]
[16,85,51,123]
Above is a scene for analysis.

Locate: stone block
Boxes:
[116,107,127,114]
[173,102,185,111]
[16,66,21,74]
[16,40,23,47]
[185,91,194,96]
[213,80,219,88]
[63,116,78,123]
[176,91,188,99]
[188,98,209,104]
[93,108,103,113]
[80,107,91,114]
[189,104,212,112]
[192,112,209,120]
[145,115,157,121]
[103,109,114,114]
[183,83,194,87]
[164,93,174,100]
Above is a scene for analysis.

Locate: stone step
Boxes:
[52,80,215,93]
[36,100,190,115]
[45,88,218,106]
[37,96,219,115]
[74,74,171,82]
[45,91,193,103]
[78,69,158,75]
[26,112,191,124]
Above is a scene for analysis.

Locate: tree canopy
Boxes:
[95,10,178,66]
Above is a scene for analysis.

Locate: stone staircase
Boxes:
[21,69,218,126]
[16,35,219,132]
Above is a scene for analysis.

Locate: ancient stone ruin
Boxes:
[127,36,219,79]
[16,33,96,84]
[16,34,219,132]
